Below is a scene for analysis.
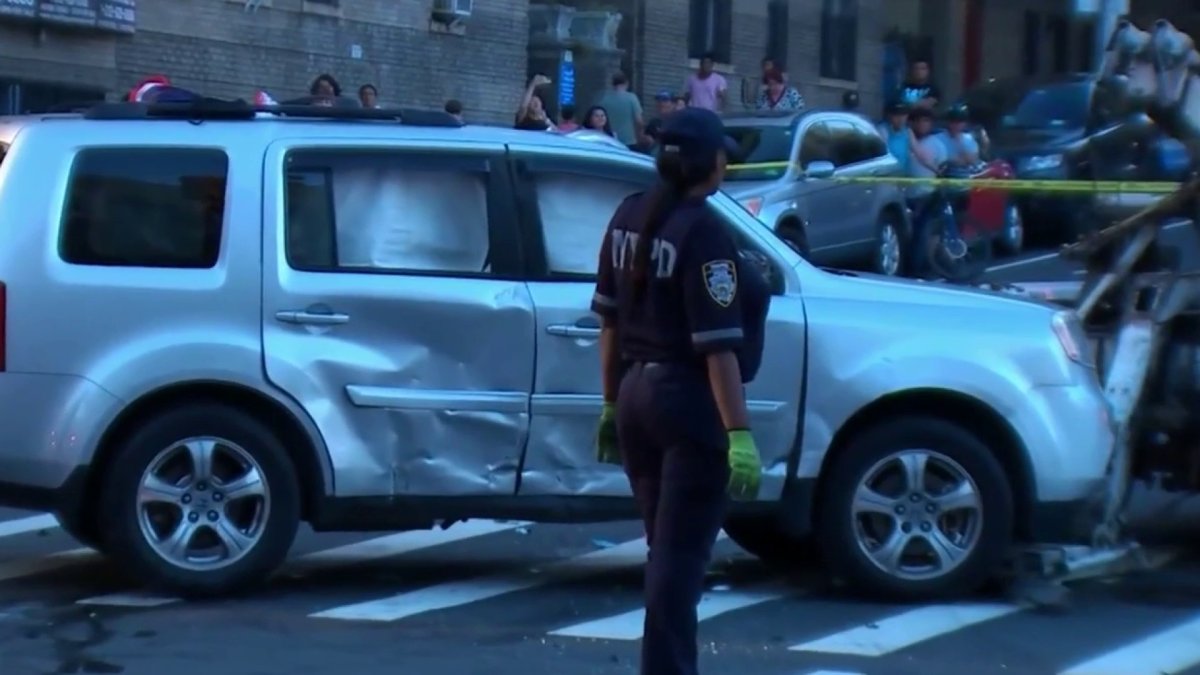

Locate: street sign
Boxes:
[558,50,575,107]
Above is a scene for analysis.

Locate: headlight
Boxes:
[740,196,764,218]
[1020,154,1063,172]
[1052,310,1095,368]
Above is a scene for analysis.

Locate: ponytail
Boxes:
[632,182,686,300]
[631,149,715,301]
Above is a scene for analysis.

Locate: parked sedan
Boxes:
[722,110,911,277]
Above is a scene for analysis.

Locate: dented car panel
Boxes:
[261,138,536,497]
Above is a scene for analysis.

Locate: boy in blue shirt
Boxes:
[876,101,911,172]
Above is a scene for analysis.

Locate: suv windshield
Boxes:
[724,125,795,181]
[1001,83,1089,130]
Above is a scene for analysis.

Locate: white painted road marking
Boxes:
[789,603,1021,656]
[0,514,58,540]
[548,587,786,640]
[0,548,94,583]
[73,519,531,608]
[1059,613,1200,675]
[77,593,179,608]
[983,219,1189,274]
[311,536,652,622]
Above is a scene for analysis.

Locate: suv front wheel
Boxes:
[816,416,1014,600]
[98,403,301,597]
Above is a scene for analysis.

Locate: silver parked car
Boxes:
[0,101,1111,601]
[723,111,911,276]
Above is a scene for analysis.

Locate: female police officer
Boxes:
[589,107,770,675]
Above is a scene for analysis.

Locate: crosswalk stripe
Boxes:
[312,531,730,623]
[1058,613,1200,675]
[788,602,1021,656]
[0,548,94,582]
[73,519,530,608]
[548,587,787,640]
[0,514,58,540]
[77,593,179,608]
[312,536,651,622]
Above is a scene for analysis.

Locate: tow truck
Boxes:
[997,18,1200,597]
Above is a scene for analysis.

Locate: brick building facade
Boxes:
[0,0,894,123]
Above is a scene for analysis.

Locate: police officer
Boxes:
[590,107,770,675]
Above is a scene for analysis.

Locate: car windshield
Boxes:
[1000,83,1089,129]
[724,125,794,181]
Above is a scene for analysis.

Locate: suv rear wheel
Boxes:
[98,403,301,597]
[816,416,1013,600]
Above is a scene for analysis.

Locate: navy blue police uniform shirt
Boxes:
[590,192,769,383]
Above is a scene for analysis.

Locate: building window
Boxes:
[820,0,858,81]
[766,0,789,70]
[1049,14,1069,74]
[1077,20,1095,71]
[1023,11,1041,76]
[61,148,228,268]
[688,0,732,63]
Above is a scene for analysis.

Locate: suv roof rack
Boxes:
[81,99,463,127]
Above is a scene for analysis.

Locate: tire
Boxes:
[723,515,819,568]
[54,513,103,551]
[816,416,1014,601]
[776,220,810,259]
[995,202,1024,255]
[926,214,992,284]
[871,212,904,277]
[98,403,301,597]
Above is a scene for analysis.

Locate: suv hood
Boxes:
[809,267,1057,313]
[990,126,1085,157]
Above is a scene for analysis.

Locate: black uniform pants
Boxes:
[616,361,730,675]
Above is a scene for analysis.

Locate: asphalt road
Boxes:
[5,505,1200,675]
[4,223,1200,675]
[979,219,1200,284]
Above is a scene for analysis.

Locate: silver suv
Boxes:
[0,101,1112,601]
[722,111,911,276]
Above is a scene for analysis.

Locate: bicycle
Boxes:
[911,161,1012,283]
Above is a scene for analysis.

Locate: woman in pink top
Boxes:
[683,52,727,112]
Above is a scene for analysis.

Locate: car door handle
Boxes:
[546,321,601,338]
[275,310,350,326]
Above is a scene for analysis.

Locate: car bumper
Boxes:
[1008,377,1114,544]
[0,373,121,516]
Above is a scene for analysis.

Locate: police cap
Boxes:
[659,107,739,160]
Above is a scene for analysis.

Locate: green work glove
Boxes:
[727,429,762,500]
[596,403,621,466]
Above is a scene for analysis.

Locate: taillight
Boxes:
[0,281,7,371]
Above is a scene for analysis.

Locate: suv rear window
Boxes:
[60,148,228,268]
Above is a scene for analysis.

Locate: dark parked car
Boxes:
[960,74,1187,243]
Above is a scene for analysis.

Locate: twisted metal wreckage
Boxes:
[995,18,1200,595]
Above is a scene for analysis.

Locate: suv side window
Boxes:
[284,150,502,275]
[798,122,833,167]
[517,156,654,279]
[60,148,228,268]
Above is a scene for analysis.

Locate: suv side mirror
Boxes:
[804,160,835,179]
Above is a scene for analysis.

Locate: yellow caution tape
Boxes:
[725,162,1182,193]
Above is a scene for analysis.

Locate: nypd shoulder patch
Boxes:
[702,259,738,308]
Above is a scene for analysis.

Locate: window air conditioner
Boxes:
[431,0,473,23]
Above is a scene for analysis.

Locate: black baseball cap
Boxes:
[659,107,739,159]
[885,100,908,115]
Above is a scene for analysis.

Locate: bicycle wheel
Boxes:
[927,215,992,283]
